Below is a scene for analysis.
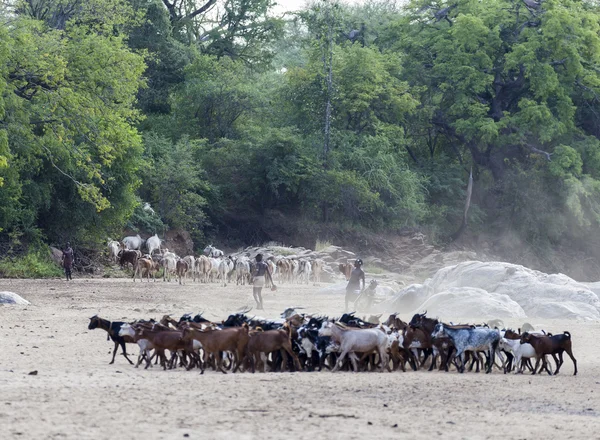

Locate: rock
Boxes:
[49,247,63,266]
[416,287,526,319]
[376,261,600,320]
[373,284,428,313]
[0,292,30,305]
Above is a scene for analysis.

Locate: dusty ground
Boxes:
[0,277,599,440]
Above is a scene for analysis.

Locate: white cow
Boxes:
[298,259,312,285]
[162,255,177,282]
[218,257,234,286]
[208,257,221,282]
[183,255,195,281]
[122,234,144,251]
[108,240,120,264]
[203,244,224,258]
[195,255,211,283]
[235,258,251,285]
[146,234,161,255]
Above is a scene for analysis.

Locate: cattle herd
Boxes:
[107,235,326,286]
[87,310,578,376]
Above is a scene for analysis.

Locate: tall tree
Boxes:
[0,2,146,244]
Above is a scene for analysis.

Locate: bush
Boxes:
[363,264,384,274]
[0,247,63,278]
[315,239,332,252]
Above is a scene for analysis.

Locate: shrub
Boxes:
[315,239,332,252]
[0,246,63,278]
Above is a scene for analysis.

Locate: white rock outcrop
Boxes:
[0,291,30,305]
[416,287,526,320]
[374,261,600,320]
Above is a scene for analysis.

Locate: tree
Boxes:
[0,5,146,244]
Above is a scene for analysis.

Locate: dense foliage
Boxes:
[2,0,600,275]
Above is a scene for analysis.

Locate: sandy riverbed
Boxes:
[0,277,598,439]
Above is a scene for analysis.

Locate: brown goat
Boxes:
[338,262,353,281]
[134,326,198,370]
[133,257,154,282]
[176,260,189,285]
[181,325,249,374]
[245,326,301,373]
[521,331,577,376]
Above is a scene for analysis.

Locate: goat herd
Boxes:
[88,309,578,376]
[108,236,325,286]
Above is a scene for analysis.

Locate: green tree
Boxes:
[0,6,146,245]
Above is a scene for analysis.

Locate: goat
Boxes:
[181,325,249,373]
[520,331,577,376]
[498,337,537,374]
[88,315,134,365]
[133,326,198,370]
[119,323,155,368]
[245,325,301,373]
[133,257,154,282]
[432,323,500,374]
[318,322,389,372]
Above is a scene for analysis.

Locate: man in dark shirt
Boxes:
[62,242,74,281]
[345,259,365,311]
[252,254,274,310]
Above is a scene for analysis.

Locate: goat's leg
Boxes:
[378,347,390,372]
[563,348,578,376]
[542,356,553,375]
[135,348,145,368]
[457,351,465,373]
[553,352,563,375]
[420,348,431,368]
[428,352,437,372]
[333,349,349,372]
[120,342,134,365]
[109,341,119,364]
[217,352,227,374]
[283,345,301,372]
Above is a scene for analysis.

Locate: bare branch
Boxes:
[524,143,552,161]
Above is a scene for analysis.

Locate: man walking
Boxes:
[62,242,74,281]
[252,254,275,310]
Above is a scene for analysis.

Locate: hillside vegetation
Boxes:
[2,0,600,278]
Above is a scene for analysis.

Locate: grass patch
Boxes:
[0,246,63,278]
[363,264,385,275]
[271,246,296,256]
[315,239,332,252]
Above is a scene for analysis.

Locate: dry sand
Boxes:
[0,277,599,440]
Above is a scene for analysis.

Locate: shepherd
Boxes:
[252,254,276,310]
[62,242,74,281]
[345,258,365,312]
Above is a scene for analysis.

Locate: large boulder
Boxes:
[415,287,526,320]
[0,291,30,305]
[374,261,600,320]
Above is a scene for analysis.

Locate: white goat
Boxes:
[119,324,155,368]
[499,337,538,374]
[319,322,389,372]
